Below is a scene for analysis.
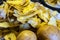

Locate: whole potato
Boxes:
[37,25,60,40]
[17,30,37,40]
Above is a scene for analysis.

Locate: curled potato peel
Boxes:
[4,33,16,40]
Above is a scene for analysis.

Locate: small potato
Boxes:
[17,30,37,40]
[37,25,60,40]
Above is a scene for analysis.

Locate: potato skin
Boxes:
[17,30,37,40]
[37,25,60,40]
[4,33,16,40]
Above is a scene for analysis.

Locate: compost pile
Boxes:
[0,0,60,40]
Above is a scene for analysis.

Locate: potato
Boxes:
[17,30,37,40]
[37,25,60,40]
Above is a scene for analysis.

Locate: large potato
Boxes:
[37,25,60,40]
[17,30,37,40]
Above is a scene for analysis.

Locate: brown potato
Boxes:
[17,30,37,40]
[37,25,60,40]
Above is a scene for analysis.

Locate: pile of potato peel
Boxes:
[0,0,60,40]
[45,0,60,6]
